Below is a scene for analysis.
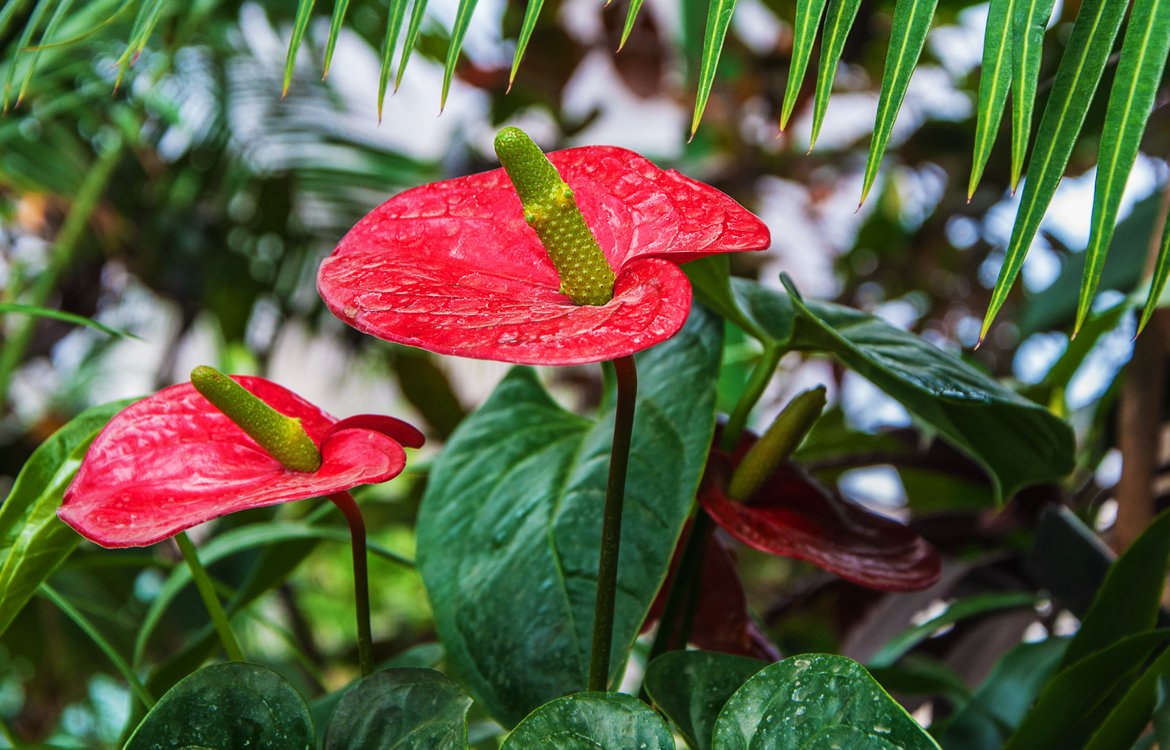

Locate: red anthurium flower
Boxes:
[701,437,941,592]
[317,145,770,365]
[59,377,424,548]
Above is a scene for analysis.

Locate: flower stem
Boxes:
[329,491,373,678]
[588,355,638,692]
[721,342,783,453]
[175,532,244,662]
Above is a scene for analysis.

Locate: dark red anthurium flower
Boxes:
[701,436,941,592]
[58,377,424,548]
[317,145,770,365]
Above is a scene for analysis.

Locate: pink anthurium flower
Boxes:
[316,143,770,365]
[59,376,424,548]
[701,436,941,592]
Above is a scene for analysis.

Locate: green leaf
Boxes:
[1059,506,1170,670]
[869,592,1040,669]
[0,302,137,338]
[502,693,675,750]
[439,0,478,111]
[859,0,939,204]
[1003,630,1170,749]
[1140,202,1170,335]
[1084,645,1170,750]
[810,0,864,147]
[283,0,317,98]
[394,0,429,93]
[618,0,646,50]
[935,638,1067,749]
[124,662,314,750]
[711,653,941,749]
[323,668,472,750]
[968,0,1015,198]
[683,256,794,344]
[15,0,72,106]
[3,0,52,111]
[510,0,546,85]
[783,280,1074,501]
[1009,0,1056,190]
[417,307,721,727]
[644,651,765,750]
[378,0,410,119]
[981,0,1128,341]
[690,0,739,137]
[780,0,830,131]
[0,399,129,638]
[322,0,350,76]
[1077,0,1170,333]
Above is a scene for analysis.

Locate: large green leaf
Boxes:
[981,0,1128,340]
[810,0,864,147]
[859,0,939,204]
[0,398,129,638]
[1009,0,1056,189]
[124,662,314,750]
[644,650,765,750]
[1084,644,1170,750]
[968,0,1015,198]
[780,0,829,131]
[502,693,675,750]
[417,307,721,727]
[691,0,739,136]
[684,256,795,344]
[323,668,472,750]
[784,282,1074,500]
[1003,630,1170,749]
[1077,0,1170,332]
[711,653,941,749]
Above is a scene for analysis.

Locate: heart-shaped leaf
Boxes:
[645,650,766,750]
[502,692,675,749]
[323,668,472,750]
[124,662,314,750]
[417,306,721,727]
[712,653,940,749]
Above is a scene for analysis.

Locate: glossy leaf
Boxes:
[124,662,314,750]
[810,0,863,147]
[711,653,941,749]
[691,0,739,136]
[859,0,939,204]
[1004,630,1170,749]
[780,0,829,131]
[1077,0,1170,332]
[417,308,720,726]
[981,0,1128,340]
[510,0,545,84]
[59,377,415,547]
[283,0,317,98]
[1009,0,1057,190]
[684,256,794,344]
[1140,203,1170,334]
[439,0,478,111]
[502,693,674,750]
[319,146,768,366]
[322,0,350,76]
[0,399,128,638]
[323,668,472,750]
[968,0,1014,198]
[645,650,765,750]
[1084,645,1170,750]
[785,282,1074,501]
[0,302,136,338]
[394,0,428,92]
[377,0,410,119]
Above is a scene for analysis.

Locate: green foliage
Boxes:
[644,651,765,750]
[417,308,721,726]
[323,668,473,750]
[502,693,675,749]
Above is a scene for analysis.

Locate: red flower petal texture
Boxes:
[700,441,940,592]
[317,146,770,365]
[59,377,421,548]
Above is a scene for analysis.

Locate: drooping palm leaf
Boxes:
[377,0,410,118]
[440,0,479,111]
[322,0,351,77]
[1077,0,1170,333]
[968,0,1015,198]
[1010,0,1057,190]
[282,0,316,98]
[3,0,53,111]
[780,0,830,131]
[618,0,645,50]
[691,0,739,137]
[512,0,547,84]
[394,0,429,93]
[980,0,1128,342]
[1139,199,1170,335]
[810,0,863,147]
[859,0,939,204]
[16,0,73,106]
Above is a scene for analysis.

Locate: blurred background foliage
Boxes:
[0,0,1168,746]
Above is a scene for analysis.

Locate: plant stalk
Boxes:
[588,355,638,692]
[330,491,374,677]
[721,342,783,453]
[175,532,245,662]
